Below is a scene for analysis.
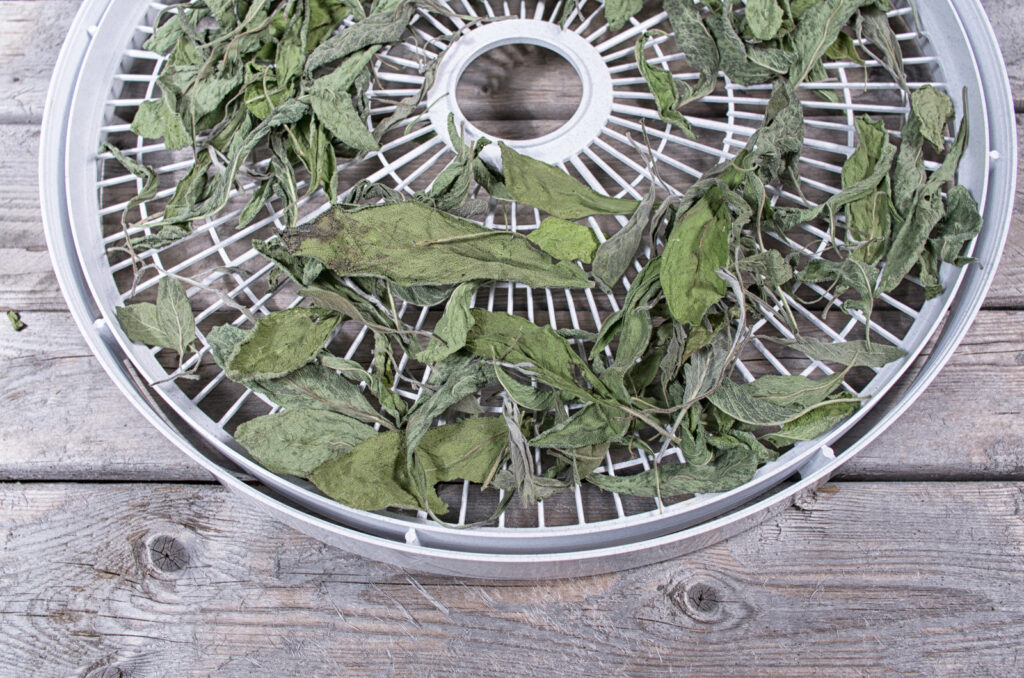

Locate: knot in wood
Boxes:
[670,578,727,624]
[146,534,189,573]
[85,667,125,678]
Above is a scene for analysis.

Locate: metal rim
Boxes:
[41,0,1015,577]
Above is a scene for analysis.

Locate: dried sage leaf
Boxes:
[236,408,377,477]
[413,281,478,363]
[284,202,592,289]
[225,307,341,380]
[6,310,26,332]
[464,309,612,402]
[527,217,600,263]
[746,0,785,41]
[767,336,904,367]
[661,196,731,326]
[310,416,507,513]
[116,278,196,357]
[604,0,642,31]
[663,0,720,106]
[499,142,640,219]
[635,31,696,138]
[591,188,657,290]
[530,403,629,449]
[588,448,757,497]
[763,400,860,446]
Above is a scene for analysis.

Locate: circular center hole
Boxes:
[455,44,583,141]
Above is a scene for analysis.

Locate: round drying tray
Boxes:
[41,0,1015,578]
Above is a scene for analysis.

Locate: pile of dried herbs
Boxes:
[110,0,983,521]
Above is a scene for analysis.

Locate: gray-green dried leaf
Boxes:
[663,0,721,106]
[304,3,415,74]
[225,307,340,380]
[880,89,968,294]
[464,309,612,402]
[788,0,875,85]
[527,217,600,263]
[910,85,954,153]
[591,189,657,290]
[763,400,860,446]
[856,6,906,90]
[284,202,592,289]
[746,0,785,41]
[310,416,507,514]
[116,278,196,357]
[208,324,386,426]
[604,0,642,31]
[530,403,629,449]
[704,2,777,85]
[494,365,559,411]
[236,408,376,477]
[6,310,25,332]
[767,336,904,367]
[708,375,856,427]
[499,142,640,219]
[662,195,731,326]
[635,31,696,138]
[102,143,158,219]
[842,115,896,263]
[588,448,757,497]
[413,281,478,363]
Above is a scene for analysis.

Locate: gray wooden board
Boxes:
[0,1,79,124]
[2,482,1024,676]
[2,1,1024,672]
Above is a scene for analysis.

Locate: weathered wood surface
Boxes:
[2,0,1024,674]
[3,482,1024,676]
[0,1,79,124]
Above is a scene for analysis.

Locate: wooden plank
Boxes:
[0,310,212,481]
[839,308,1024,479]
[0,125,67,312]
[1,481,1023,676]
[982,0,1024,107]
[0,1,80,124]
[2,308,1021,481]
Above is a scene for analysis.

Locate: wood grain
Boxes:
[982,0,1024,107]
[2,481,1024,676]
[1,4,1023,673]
[0,125,67,312]
[0,1,79,124]
[0,310,211,482]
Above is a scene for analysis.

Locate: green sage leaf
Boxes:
[527,217,600,263]
[225,307,341,380]
[236,408,376,477]
[116,278,196,357]
[284,201,592,288]
[499,142,640,219]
